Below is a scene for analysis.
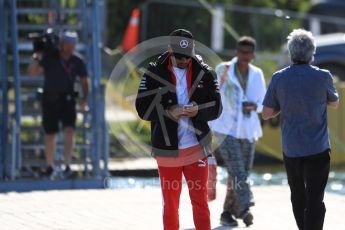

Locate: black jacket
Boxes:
[135,52,222,157]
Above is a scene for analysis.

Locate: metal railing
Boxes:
[0,0,9,179]
[0,0,109,180]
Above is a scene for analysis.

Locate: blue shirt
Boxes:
[263,64,339,157]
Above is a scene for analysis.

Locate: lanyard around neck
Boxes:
[60,59,72,77]
[167,55,193,98]
[235,63,248,94]
[172,68,187,85]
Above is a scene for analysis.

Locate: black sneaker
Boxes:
[63,165,76,179]
[43,165,56,180]
[242,211,254,227]
[220,211,238,227]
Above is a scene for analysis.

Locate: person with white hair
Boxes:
[262,29,339,230]
[28,31,89,179]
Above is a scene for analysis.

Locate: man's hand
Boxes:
[262,106,280,120]
[328,100,339,109]
[182,102,198,118]
[79,98,88,112]
[28,52,43,76]
[167,105,184,120]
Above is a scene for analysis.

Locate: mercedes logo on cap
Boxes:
[180,40,189,48]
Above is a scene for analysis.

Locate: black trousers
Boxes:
[284,150,330,230]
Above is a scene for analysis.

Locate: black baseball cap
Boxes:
[169,29,195,58]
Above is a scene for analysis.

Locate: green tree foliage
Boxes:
[207,0,310,12]
[145,3,212,45]
[135,0,312,51]
[205,0,311,49]
[105,0,310,49]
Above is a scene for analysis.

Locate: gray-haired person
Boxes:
[262,29,339,230]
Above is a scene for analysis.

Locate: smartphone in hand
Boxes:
[183,104,194,110]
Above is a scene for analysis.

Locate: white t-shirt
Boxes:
[173,67,199,149]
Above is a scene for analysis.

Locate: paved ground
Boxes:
[0,184,344,230]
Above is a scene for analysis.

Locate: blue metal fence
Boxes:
[10,0,22,180]
[0,0,109,180]
[90,0,103,177]
[0,0,8,179]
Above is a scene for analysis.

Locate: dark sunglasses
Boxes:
[236,47,254,54]
[173,53,192,60]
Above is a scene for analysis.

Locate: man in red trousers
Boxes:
[135,29,222,230]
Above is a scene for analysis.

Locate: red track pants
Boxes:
[158,150,210,230]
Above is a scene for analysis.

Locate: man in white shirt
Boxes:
[209,36,266,227]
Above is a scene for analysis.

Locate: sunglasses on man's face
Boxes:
[236,47,254,55]
[173,53,192,60]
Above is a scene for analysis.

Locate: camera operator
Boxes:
[28,31,89,179]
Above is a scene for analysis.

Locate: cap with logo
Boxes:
[169,29,195,59]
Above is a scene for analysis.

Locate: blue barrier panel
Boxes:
[10,0,21,180]
[0,0,8,179]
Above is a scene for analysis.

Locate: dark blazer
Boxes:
[135,52,222,157]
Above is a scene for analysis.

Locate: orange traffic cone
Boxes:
[48,11,54,24]
[121,8,140,53]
